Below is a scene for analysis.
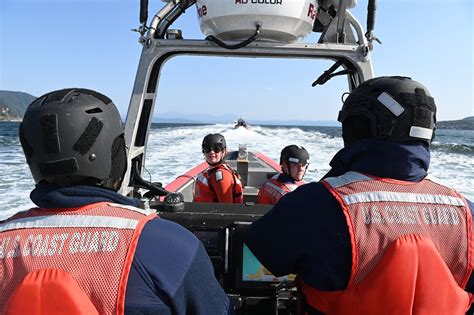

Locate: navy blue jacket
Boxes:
[246,140,474,297]
[30,183,232,315]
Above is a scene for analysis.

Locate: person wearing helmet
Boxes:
[246,76,474,314]
[194,133,243,203]
[0,89,232,314]
[257,145,309,205]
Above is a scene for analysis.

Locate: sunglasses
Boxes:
[202,146,225,154]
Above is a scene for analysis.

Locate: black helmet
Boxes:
[338,76,437,146]
[19,88,127,189]
[280,145,310,165]
[202,133,226,151]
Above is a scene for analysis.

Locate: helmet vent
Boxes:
[85,107,103,114]
[44,89,74,103]
[73,117,103,155]
[75,88,113,105]
[40,114,60,153]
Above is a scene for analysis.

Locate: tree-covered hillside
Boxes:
[0,90,36,120]
[437,116,474,130]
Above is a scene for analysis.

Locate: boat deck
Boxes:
[165,148,280,203]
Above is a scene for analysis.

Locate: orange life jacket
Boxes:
[0,202,156,315]
[298,171,473,315]
[194,163,243,203]
[257,174,304,205]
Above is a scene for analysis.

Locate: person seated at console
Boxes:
[257,145,309,205]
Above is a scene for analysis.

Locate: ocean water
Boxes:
[1,121,473,220]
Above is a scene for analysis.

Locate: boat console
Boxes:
[121,0,378,313]
[151,201,296,314]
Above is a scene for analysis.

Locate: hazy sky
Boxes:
[1,0,472,122]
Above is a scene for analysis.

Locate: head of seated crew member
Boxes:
[194,133,243,203]
[1,89,231,315]
[257,145,309,205]
[19,89,129,195]
[246,76,474,315]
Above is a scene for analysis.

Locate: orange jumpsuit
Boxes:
[194,163,243,203]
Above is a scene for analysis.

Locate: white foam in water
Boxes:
[1,124,473,220]
[146,124,341,186]
[430,151,474,195]
[0,142,36,220]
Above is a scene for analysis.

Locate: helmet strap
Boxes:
[282,163,294,181]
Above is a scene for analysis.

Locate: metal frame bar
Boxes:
[119,0,375,196]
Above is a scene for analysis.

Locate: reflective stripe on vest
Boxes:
[325,172,465,207]
[263,176,293,195]
[265,181,288,196]
[258,174,301,205]
[197,173,208,187]
[299,172,473,315]
[0,202,156,315]
[0,215,139,233]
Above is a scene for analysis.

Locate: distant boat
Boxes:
[234,117,249,129]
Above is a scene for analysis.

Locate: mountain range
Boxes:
[1,90,472,129]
